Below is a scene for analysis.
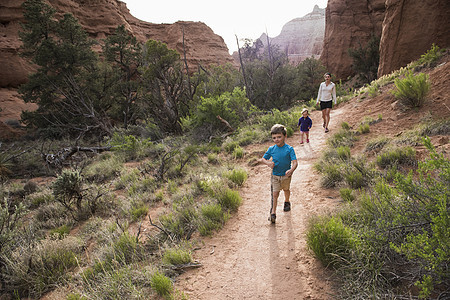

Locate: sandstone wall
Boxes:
[321,0,386,79]
[378,0,450,76]
[261,5,325,64]
[0,0,234,89]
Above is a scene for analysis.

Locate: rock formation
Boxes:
[0,0,235,125]
[378,0,450,76]
[258,5,325,64]
[321,0,386,80]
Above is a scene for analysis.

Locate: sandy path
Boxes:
[176,109,343,300]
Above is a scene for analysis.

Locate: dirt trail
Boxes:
[176,108,343,299]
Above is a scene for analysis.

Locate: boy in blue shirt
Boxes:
[259,124,298,223]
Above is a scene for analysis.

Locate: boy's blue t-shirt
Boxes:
[263,144,297,176]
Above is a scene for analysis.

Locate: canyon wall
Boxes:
[378,0,450,76]
[259,5,325,64]
[0,0,234,123]
[321,0,450,80]
[321,0,386,79]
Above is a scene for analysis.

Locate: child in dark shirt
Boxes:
[297,108,312,144]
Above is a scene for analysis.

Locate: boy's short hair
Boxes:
[271,124,287,136]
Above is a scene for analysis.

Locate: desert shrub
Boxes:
[225,168,248,186]
[108,132,158,161]
[327,128,357,148]
[357,123,370,134]
[314,161,344,188]
[376,146,416,168]
[223,139,239,153]
[410,43,444,69]
[256,109,299,132]
[50,224,71,239]
[83,154,124,183]
[115,168,141,190]
[150,271,173,298]
[339,188,355,202]
[367,82,379,97]
[159,196,198,241]
[216,188,242,212]
[162,247,192,265]
[232,146,244,159]
[365,137,390,153]
[207,153,219,164]
[27,189,53,208]
[198,203,229,236]
[336,146,351,161]
[341,122,350,130]
[306,215,356,268]
[391,71,430,108]
[3,236,82,298]
[130,203,148,222]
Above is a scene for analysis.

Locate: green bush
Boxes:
[150,271,173,297]
[314,161,343,188]
[365,137,390,153]
[216,188,242,211]
[50,224,71,239]
[225,168,248,186]
[410,43,444,69]
[339,188,355,202]
[327,128,357,148]
[207,153,219,164]
[162,247,192,265]
[376,146,416,168]
[391,71,430,108]
[131,204,148,222]
[336,146,351,161]
[232,146,244,159]
[306,215,356,267]
[357,123,370,134]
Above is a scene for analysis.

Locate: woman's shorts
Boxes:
[271,174,292,192]
[320,100,333,110]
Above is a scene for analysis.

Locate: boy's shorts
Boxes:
[271,174,292,192]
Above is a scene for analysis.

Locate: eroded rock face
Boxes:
[378,0,450,76]
[0,0,234,89]
[0,0,235,128]
[259,5,325,64]
[321,0,386,79]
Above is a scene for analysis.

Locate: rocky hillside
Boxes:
[0,0,235,125]
[321,0,450,80]
[258,5,325,64]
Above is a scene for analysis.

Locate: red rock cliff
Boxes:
[0,0,234,89]
[378,0,450,76]
[321,0,386,79]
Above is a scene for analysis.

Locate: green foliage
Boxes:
[102,25,142,128]
[3,237,82,298]
[130,204,148,222]
[225,168,248,186]
[296,57,327,100]
[341,122,350,130]
[19,0,114,137]
[232,146,244,159]
[327,128,357,148]
[108,132,156,161]
[339,188,355,202]
[83,154,124,183]
[365,136,390,153]
[199,203,228,236]
[52,169,83,212]
[391,71,431,108]
[207,153,219,164]
[140,39,188,134]
[348,34,380,84]
[216,188,242,212]
[409,43,444,69]
[357,123,370,134]
[306,215,356,267]
[376,146,416,168]
[50,224,71,239]
[162,247,192,265]
[150,271,173,298]
[191,87,257,137]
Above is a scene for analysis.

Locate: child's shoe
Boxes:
[306,139,309,143]
[269,214,276,223]
[300,141,304,144]
[283,202,291,212]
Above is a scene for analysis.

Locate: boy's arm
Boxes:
[285,159,298,177]
[258,157,275,169]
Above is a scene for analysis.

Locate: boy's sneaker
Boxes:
[269,214,276,223]
[283,202,291,212]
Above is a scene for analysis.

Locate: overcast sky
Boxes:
[121,0,328,54]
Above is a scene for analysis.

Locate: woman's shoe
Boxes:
[325,128,329,133]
